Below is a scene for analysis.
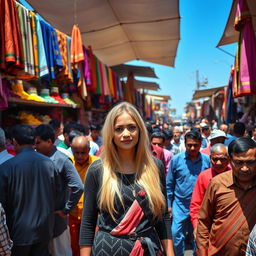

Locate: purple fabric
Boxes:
[0,78,10,111]
[83,47,91,86]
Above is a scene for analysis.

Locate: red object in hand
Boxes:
[138,190,146,197]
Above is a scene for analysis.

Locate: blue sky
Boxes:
[127,0,237,116]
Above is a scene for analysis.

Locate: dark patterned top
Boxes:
[79,158,171,255]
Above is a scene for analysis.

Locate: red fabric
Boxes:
[200,144,211,156]
[151,144,166,170]
[50,92,67,104]
[190,167,231,228]
[129,240,144,256]
[111,200,144,235]
[68,214,81,256]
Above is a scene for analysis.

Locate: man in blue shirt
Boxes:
[0,124,60,256]
[166,129,211,256]
[35,124,83,256]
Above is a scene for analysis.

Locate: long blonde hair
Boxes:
[99,102,166,220]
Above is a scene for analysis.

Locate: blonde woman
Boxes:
[79,102,174,256]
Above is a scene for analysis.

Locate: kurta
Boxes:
[196,171,256,256]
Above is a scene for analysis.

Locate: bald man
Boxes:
[190,143,231,238]
[69,136,99,256]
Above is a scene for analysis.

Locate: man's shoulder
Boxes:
[210,170,232,188]
[89,155,100,163]
[172,151,185,160]
[200,152,210,160]
[199,168,212,177]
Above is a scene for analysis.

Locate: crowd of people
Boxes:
[0,101,256,256]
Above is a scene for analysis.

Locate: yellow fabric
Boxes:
[19,112,42,125]
[70,155,99,219]
[30,11,39,78]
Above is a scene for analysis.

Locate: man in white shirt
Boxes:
[0,128,13,165]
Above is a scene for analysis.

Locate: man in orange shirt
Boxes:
[69,136,99,256]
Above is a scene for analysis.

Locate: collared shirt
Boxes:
[0,150,13,165]
[0,202,12,255]
[163,148,173,176]
[196,171,256,256]
[246,224,256,256]
[0,147,59,245]
[190,167,231,228]
[171,140,186,155]
[166,151,210,212]
[49,148,83,237]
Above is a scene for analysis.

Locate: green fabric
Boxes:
[57,140,69,149]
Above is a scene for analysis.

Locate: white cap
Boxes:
[208,129,227,140]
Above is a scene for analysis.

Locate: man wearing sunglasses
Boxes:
[190,143,230,239]
[196,137,256,255]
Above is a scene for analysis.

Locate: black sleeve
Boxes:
[154,158,172,240]
[79,160,101,246]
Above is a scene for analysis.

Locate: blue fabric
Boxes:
[49,148,83,237]
[246,224,256,256]
[166,151,210,255]
[201,138,208,148]
[224,135,237,146]
[39,19,63,81]
[0,147,59,245]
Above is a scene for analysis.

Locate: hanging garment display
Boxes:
[0,0,24,74]
[233,0,256,97]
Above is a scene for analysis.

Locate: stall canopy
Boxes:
[26,0,180,67]
[147,93,171,101]
[134,79,160,91]
[192,86,226,100]
[111,64,158,78]
[217,0,256,46]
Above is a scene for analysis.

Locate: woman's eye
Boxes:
[128,125,137,132]
[115,127,123,133]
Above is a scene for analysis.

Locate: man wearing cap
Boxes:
[190,143,231,239]
[200,129,227,156]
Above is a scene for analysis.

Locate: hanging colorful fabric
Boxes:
[70,24,87,99]
[233,0,256,97]
[1,0,24,75]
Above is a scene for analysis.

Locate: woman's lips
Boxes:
[121,140,132,144]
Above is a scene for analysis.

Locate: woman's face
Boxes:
[113,112,139,153]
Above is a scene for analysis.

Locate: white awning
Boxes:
[27,0,180,67]
[217,0,256,46]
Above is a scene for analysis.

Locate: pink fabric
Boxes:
[163,148,173,175]
[129,240,144,256]
[233,0,256,97]
[111,200,144,235]
[200,144,211,156]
